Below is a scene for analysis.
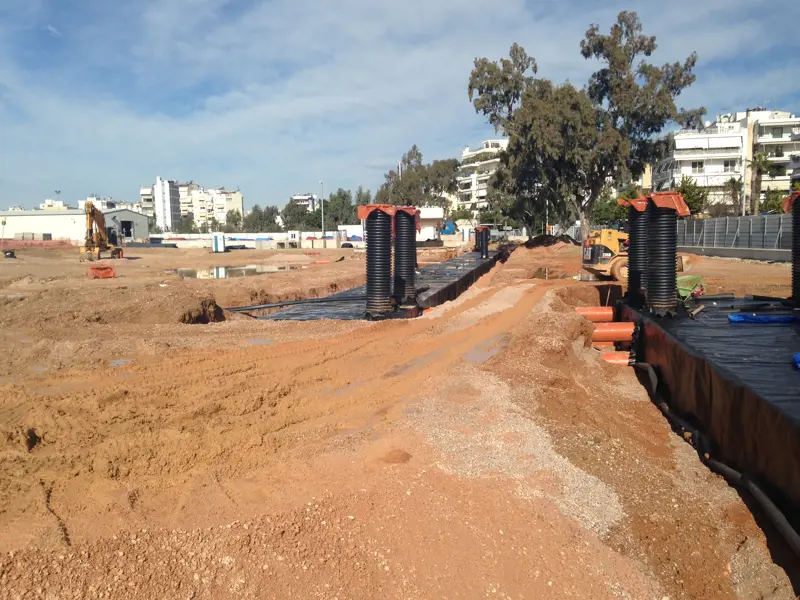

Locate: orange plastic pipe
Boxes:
[576,306,614,323]
[591,322,634,343]
[592,341,615,349]
[602,351,631,366]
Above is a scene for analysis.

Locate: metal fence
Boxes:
[676,214,792,261]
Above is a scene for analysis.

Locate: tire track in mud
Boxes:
[0,277,574,548]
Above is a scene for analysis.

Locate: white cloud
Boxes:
[0,0,798,207]
[45,24,61,37]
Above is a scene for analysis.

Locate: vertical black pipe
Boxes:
[793,198,800,302]
[480,228,489,259]
[365,209,393,317]
[393,210,416,304]
[646,201,678,314]
[627,206,648,302]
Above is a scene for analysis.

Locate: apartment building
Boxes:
[139,186,156,218]
[290,194,317,212]
[652,113,747,204]
[456,139,508,213]
[653,108,800,210]
[78,196,144,214]
[39,199,73,210]
[753,111,800,193]
[152,176,181,231]
[177,183,244,226]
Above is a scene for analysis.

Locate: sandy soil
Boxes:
[0,244,797,599]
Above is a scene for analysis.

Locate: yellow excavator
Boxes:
[80,201,123,261]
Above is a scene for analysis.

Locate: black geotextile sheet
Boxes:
[620,301,800,507]
[262,252,499,321]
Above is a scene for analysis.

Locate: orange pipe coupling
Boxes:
[591,322,634,343]
[576,306,614,323]
[602,351,632,366]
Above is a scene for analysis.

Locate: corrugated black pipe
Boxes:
[646,201,678,314]
[366,208,393,317]
[633,363,800,558]
[793,196,800,302]
[393,210,416,303]
[627,206,647,302]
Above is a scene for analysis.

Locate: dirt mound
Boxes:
[525,234,579,248]
[179,298,225,324]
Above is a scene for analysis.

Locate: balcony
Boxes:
[673,148,742,158]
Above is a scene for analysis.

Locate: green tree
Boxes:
[721,177,744,215]
[199,222,210,234]
[761,188,785,213]
[468,11,703,239]
[281,199,311,231]
[176,216,199,234]
[676,176,709,215]
[208,217,221,232]
[449,207,474,222]
[242,204,281,232]
[375,146,459,207]
[355,185,372,206]
[749,152,770,215]
[225,209,243,232]
[148,218,162,234]
[325,188,358,227]
[591,187,627,225]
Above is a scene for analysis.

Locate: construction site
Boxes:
[1,199,799,600]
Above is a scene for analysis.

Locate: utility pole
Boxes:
[55,190,61,204]
[319,181,325,246]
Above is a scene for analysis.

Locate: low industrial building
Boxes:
[0,208,150,244]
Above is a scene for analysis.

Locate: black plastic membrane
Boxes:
[262,251,499,321]
[620,298,800,508]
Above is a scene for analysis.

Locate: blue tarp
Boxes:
[728,313,796,324]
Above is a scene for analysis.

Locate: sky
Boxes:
[0,0,798,210]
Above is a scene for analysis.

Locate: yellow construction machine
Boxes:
[582,227,684,282]
[80,201,123,261]
[582,228,630,281]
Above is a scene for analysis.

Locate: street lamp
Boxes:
[319,180,325,245]
[55,190,61,204]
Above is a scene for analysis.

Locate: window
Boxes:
[772,127,784,139]
[775,145,784,157]
[723,160,737,173]
[691,161,704,174]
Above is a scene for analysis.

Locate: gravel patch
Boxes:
[409,365,625,537]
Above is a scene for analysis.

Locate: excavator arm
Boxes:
[81,201,121,261]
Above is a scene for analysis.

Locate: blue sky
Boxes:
[0,0,798,209]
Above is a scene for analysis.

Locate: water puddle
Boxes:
[109,358,132,367]
[166,265,299,279]
[462,334,509,364]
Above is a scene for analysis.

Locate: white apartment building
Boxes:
[39,199,73,210]
[290,193,317,212]
[78,196,144,214]
[653,108,800,210]
[652,113,748,204]
[456,139,508,213]
[177,183,244,226]
[139,186,155,218]
[152,176,181,231]
[754,111,800,193]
